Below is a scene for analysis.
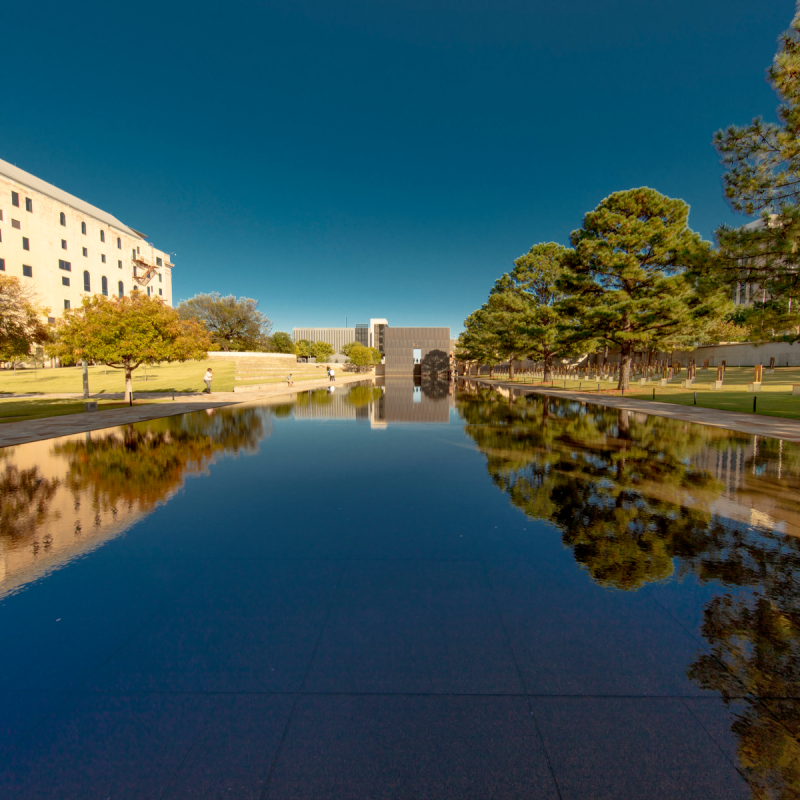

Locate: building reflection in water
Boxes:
[456,383,800,798]
[0,406,271,599]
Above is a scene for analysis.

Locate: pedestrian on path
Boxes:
[287,373,294,386]
[203,368,213,393]
[329,366,335,383]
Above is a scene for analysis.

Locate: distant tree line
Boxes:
[459,4,800,391]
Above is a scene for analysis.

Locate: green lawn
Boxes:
[488,366,800,421]
[0,360,235,395]
[0,397,167,424]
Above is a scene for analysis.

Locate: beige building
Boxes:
[0,157,173,319]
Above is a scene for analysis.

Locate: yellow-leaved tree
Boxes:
[49,293,212,401]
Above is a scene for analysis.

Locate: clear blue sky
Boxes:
[2,0,794,335]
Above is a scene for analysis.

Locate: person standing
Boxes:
[329,366,335,383]
[203,367,213,393]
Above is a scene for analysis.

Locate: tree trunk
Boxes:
[617,345,632,391]
[508,355,515,381]
[543,352,552,383]
[489,365,494,378]
[124,366,133,402]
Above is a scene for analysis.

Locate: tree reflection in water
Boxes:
[53,406,270,513]
[457,386,800,798]
[0,455,59,542]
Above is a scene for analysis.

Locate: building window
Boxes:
[159,272,162,282]
[22,237,29,250]
[156,257,162,266]
[101,254,106,263]
[81,221,86,234]
[147,286,151,296]
[59,259,71,271]
[101,276,108,296]
[22,265,32,278]
[25,198,32,212]
[118,281,124,297]
[60,212,67,226]
[159,288,162,296]
[82,247,88,257]
[100,230,105,243]
[61,240,67,250]
[11,191,19,207]
[117,237,121,249]
[11,219,20,229]
[137,246,140,254]
[64,299,70,310]
[48,317,55,324]
[0,259,4,271]
[62,276,70,286]
[0,210,3,220]
[83,270,91,292]
[132,249,136,260]
[118,260,122,269]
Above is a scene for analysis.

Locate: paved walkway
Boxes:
[466,377,800,442]
[0,373,371,447]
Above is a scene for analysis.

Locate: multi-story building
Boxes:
[0,157,174,319]
[293,317,388,361]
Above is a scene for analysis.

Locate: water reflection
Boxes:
[0,406,271,598]
[457,384,800,798]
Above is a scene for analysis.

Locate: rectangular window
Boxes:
[64,299,70,310]
[147,286,151,296]
[0,209,3,220]
[156,257,162,266]
[82,247,88,257]
[61,240,67,250]
[132,249,136,259]
[118,260,122,269]
[100,230,105,243]
[25,198,32,212]
[159,273,162,282]
[62,276,70,286]
[0,228,2,242]
[11,191,19,207]
[48,317,55,324]
[22,237,29,250]
[0,258,4,271]
[59,259,71,271]
[22,265,32,277]
[159,288,162,296]
[101,254,106,263]
[12,219,20,229]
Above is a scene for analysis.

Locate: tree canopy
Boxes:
[559,187,723,389]
[712,4,800,331]
[0,276,50,364]
[347,343,381,371]
[268,331,296,354]
[177,293,272,352]
[49,293,211,400]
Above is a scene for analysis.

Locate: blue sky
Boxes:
[2,0,795,335]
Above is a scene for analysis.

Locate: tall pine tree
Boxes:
[713,2,800,331]
[560,188,721,391]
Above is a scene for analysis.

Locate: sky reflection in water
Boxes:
[0,379,798,798]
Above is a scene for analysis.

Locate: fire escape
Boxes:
[132,253,172,287]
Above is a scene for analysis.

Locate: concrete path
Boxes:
[466,377,800,443]
[0,373,371,447]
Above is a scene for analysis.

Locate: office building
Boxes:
[293,318,388,361]
[0,157,174,319]
[383,327,451,376]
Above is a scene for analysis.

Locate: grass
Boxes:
[0,360,235,395]
[0,398,168,424]
[481,366,800,421]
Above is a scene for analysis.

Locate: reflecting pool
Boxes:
[1,379,798,799]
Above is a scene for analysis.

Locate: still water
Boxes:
[1,379,798,799]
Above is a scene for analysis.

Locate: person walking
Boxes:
[203,367,213,393]
[329,366,335,383]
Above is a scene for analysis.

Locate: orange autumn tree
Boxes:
[49,293,212,400]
